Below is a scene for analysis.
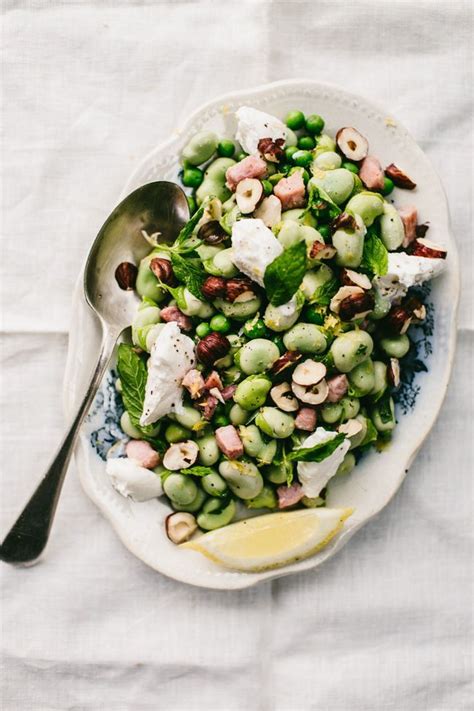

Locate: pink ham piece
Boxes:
[295,408,317,432]
[359,156,385,191]
[277,483,305,509]
[398,205,418,248]
[125,440,160,469]
[273,170,306,209]
[225,155,267,191]
[326,374,349,403]
[182,369,205,399]
[215,425,244,459]
[201,395,218,421]
[221,384,237,401]
[204,370,223,392]
[160,305,192,332]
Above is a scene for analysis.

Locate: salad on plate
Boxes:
[106,105,447,572]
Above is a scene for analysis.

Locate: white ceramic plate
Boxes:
[64,80,459,590]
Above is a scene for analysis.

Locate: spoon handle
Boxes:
[0,326,120,565]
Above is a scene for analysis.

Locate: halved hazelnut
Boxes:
[150,257,175,285]
[330,212,358,234]
[270,382,299,412]
[385,163,416,190]
[385,305,412,335]
[166,512,197,544]
[341,269,372,290]
[292,360,327,387]
[270,351,302,375]
[330,286,365,314]
[163,441,199,471]
[387,358,401,388]
[115,262,138,290]
[336,127,369,162]
[201,276,227,300]
[409,238,447,259]
[226,277,256,302]
[292,378,329,406]
[338,292,375,322]
[197,219,228,245]
[309,241,337,260]
[235,178,264,214]
[196,333,231,366]
[254,195,282,228]
[415,223,430,238]
[258,137,285,162]
[338,418,364,438]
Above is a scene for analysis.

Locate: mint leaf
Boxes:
[309,275,339,305]
[180,466,214,477]
[287,433,346,462]
[307,182,341,218]
[360,233,388,276]
[170,253,206,300]
[377,393,394,424]
[117,344,157,437]
[175,205,205,246]
[264,241,307,306]
[360,418,378,447]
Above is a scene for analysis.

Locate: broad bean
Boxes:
[264,463,288,485]
[379,334,410,359]
[336,452,356,476]
[239,425,267,458]
[163,474,198,507]
[371,397,396,432]
[182,131,218,166]
[219,460,264,500]
[237,339,280,375]
[255,407,295,439]
[380,203,405,251]
[229,403,250,425]
[246,485,278,510]
[197,434,220,465]
[332,213,366,268]
[136,253,168,303]
[313,151,342,171]
[214,294,262,321]
[196,157,235,205]
[311,169,355,205]
[330,330,374,373]
[234,374,272,411]
[264,292,304,332]
[180,288,214,318]
[371,361,388,400]
[348,358,375,396]
[281,208,317,227]
[165,423,192,443]
[283,322,327,354]
[301,264,334,300]
[172,487,206,513]
[175,406,203,431]
[258,440,278,465]
[201,471,229,498]
[197,497,236,530]
[321,402,343,424]
[370,288,391,320]
[340,396,361,421]
[120,411,144,439]
[345,191,384,226]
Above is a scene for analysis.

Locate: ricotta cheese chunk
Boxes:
[106,458,163,502]
[141,321,196,426]
[386,252,446,289]
[231,218,283,286]
[235,106,287,156]
[297,427,351,498]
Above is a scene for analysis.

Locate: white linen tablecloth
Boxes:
[1,2,472,709]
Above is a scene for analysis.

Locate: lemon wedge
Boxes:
[181,507,353,572]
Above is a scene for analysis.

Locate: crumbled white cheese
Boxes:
[297,428,350,498]
[231,218,282,286]
[386,252,446,289]
[141,322,196,426]
[106,458,163,502]
[373,274,407,305]
[235,106,287,155]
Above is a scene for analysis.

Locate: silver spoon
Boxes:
[0,181,189,565]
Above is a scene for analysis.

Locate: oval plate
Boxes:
[63,80,459,589]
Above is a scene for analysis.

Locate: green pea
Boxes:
[210,314,231,334]
[135,253,167,303]
[235,151,248,162]
[340,396,361,421]
[182,131,218,166]
[285,145,299,161]
[196,322,211,338]
[234,374,272,411]
[217,139,235,158]
[238,338,280,375]
[175,406,202,431]
[165,423,192,443]
[292,150,313,168]
[164,474,198,506]
[264,463,287,485]
[272,335,286,354]
[330,331,374,373]
[289,166,310,183]
[255,407,295,439]
[321,402,343,424]
[336,452,356,476]
[187,195,197,214]
[341,161,359,174]
[381,176,394,195]
[219,460,264,500]
[246,485,277,510]
[120,411,144,439]
[305,114,325,135]
[285,110,306,131]
[197,497,236,530]
[214,414,230,427]
[302,304,325,325]
[298,135,316,150]
[201,471,229,498]
[243,317,270,339]
[283,322,327,354]
[380,203,405,251]
[348,358,375,396]
[172,488,206,513]
[371,397,396,432]
[261,179,273,196]
[197,434,220,466]
[318,224,330,239]
[229,403,250,426]
[213,295,261,321]
[182,167,203,189]
[379,334,410,358]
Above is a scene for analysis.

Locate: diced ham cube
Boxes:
[273,170,306,209]
[225,155,267,191]
[295,408,317,432]
[201,395,218,421]
[326,374,349,403]
[277,483,305,509]
[125,440,160,469]
[221,384,237,401]
[160,306,192,332]
[215,425,244,459]
[359,155,385,191]
[204,370,223,391]
[398,205,418,248]
[182,369,205,399]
